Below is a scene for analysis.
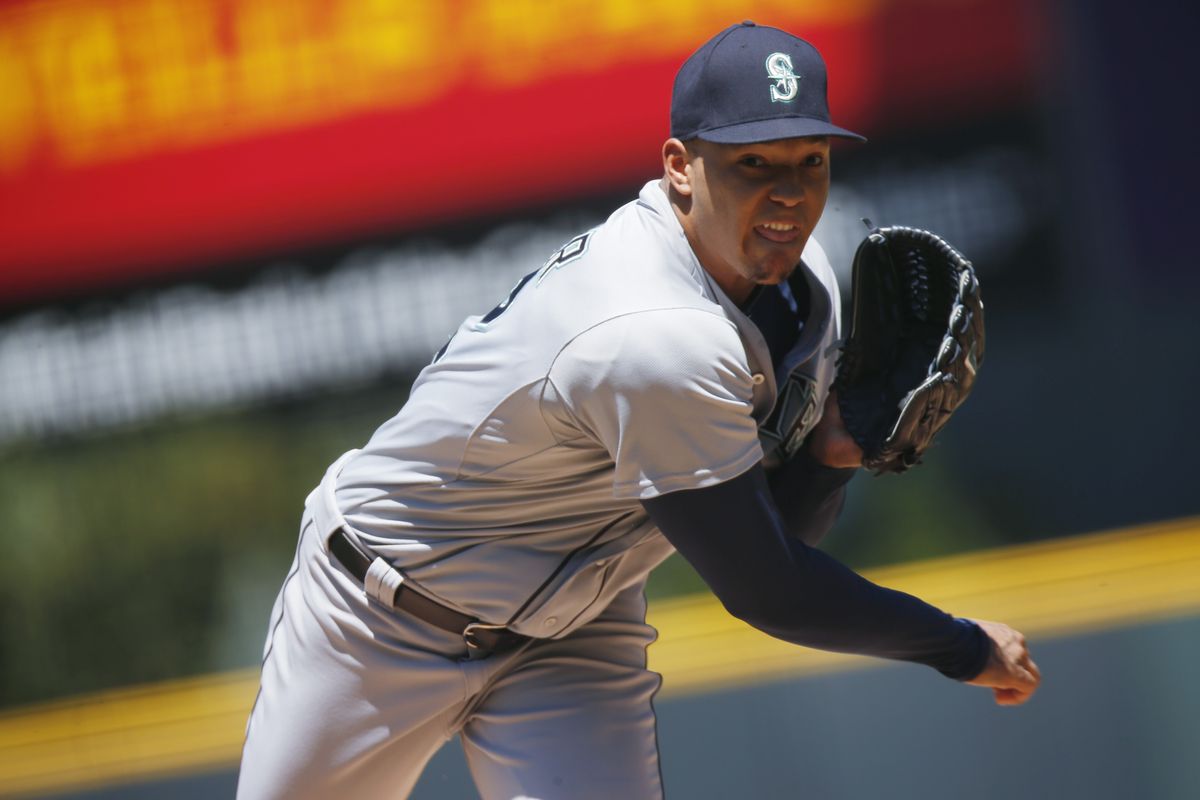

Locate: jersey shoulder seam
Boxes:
[546,304,738,374]
[540,305,741,441]
[539,374,590,447]
[448,377,575,481]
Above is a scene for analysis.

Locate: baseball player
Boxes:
[237,22,1039,800]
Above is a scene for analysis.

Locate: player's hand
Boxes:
[806,391,864,469]
[964,619,1041,706]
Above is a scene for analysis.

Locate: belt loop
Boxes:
[364,557,405,607]
[308,449,362,551]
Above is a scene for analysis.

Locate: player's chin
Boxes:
[749,254,800,285]
[748,240,806,282]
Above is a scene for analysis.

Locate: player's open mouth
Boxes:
[754,223,802,243]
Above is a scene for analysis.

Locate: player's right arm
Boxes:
[548,309,1039,703]
[641,467,1041,703]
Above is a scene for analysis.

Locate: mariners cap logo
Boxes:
[765,52,799,103]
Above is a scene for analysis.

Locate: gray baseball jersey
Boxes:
[238,179,841,800]
[332,178,841,637]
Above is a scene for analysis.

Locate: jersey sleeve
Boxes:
[545,308,763,499]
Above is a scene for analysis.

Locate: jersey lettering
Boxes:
[432,232,593,363]
[480,270,537,324]
[536,231,592,285]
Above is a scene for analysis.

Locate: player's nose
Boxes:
[767,172,806,206]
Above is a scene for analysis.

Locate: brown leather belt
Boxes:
[328,527,530,659]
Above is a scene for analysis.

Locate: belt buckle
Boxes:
[463,622,508,660]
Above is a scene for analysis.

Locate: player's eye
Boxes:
[804,153,825,167]
[739,155,767,168]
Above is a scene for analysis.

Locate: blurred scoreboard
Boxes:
[0,0,1040,306]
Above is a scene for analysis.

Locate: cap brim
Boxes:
[696,116,866,144]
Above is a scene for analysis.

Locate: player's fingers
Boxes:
[977,659,1039,706]
[1010,646,1040,685]
[1000,665,1040,704]
[993,687,1031,706]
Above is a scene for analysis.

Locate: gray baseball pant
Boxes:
[236,512,664,799]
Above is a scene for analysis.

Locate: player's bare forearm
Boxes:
[806,391,863,469]
[964,619,1041,705]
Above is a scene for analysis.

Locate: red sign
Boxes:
[0,0,1039,305]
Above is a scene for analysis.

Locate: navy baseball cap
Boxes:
[671,21,866,144]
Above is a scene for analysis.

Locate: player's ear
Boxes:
[662,138,693,197]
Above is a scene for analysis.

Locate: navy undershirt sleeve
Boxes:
[766,447,858,546]
[641,465,991,680]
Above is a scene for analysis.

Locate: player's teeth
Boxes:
[762,223,795,231]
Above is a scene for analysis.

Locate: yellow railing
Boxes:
[1,517,1198,798]
[647,516,1200,694]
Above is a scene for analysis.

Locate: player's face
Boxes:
[670,136,831,304]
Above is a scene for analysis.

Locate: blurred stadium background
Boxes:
[0,0,1197,797]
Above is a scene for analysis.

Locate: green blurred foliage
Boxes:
[0,382,1005,708]
[0,387,397,707]
[824,456,1009,570]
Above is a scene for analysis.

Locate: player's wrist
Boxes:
[805,391,864,469]
[805,425,864,469]
[937,618,993,682]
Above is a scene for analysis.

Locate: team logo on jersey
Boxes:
[758,372,821,467]
[765,52,799,103]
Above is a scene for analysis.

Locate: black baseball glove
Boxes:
[835,225,985,474]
